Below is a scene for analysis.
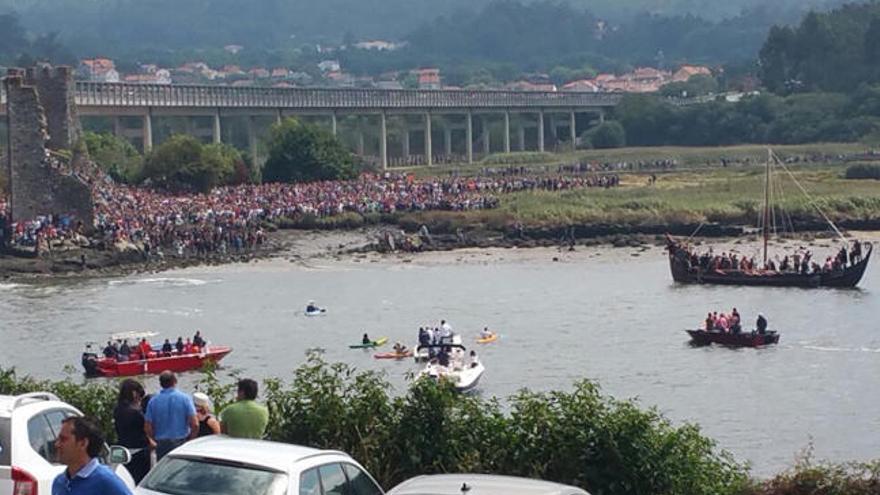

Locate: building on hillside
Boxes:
[123,69,171,84]
[325,71,355,87]
[376,80,404,90]
[77,58,120,82]
[561,79,600,92]
[414,68,441,89]
[506,80,557,92]
[318,60,341,73]
[353,40,404,51]
[249,68,271,79]
[224,44,244,55]
[672,65,712,83]
[270,68,290,79]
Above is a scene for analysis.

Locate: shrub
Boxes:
[582,121,627,149]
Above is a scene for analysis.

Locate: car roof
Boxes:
[388,474,590,495]
[166,436,349,473]
[0,393,71,417]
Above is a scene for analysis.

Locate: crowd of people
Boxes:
[702,309,768,335]
[679,240,864,275]
[0,165,623,258]
[52,372,269,494]
[101,331,208,362]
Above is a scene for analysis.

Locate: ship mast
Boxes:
[763,149,771,267]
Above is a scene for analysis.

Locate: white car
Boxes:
[0,392,135,495]
[388,474,590,495]
[136,436,384,495]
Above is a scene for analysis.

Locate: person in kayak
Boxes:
[480,327,493,339]
[393,342,408,354]
[362,333,371,345]
[306,301,320,313]
[756,314,768,334]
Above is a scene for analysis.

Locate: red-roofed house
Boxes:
[77,58,120,82]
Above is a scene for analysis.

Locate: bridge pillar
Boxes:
[356,129,365,155]
[331,112,337,137]
[142,110,153,152]
[444,127,452,156]
[466,111,473,164]
[213,110,222,144]
[425,112,432,166]
[599,109,605,124]
[275,109,282,125]
[247,116,258,168]
[549,114,557,142]
[569,111,577,150]
[380,111,387,170]
[113,117,122,139]
[481,116,490,156]
[402,120,410,159]
[517,125,525,151]
[503,112,511,153]
[538,110,545,152]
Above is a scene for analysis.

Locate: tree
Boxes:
[582,121,626,149]
[142,135,238,192]
[83,132,143,183]
[263,118,356,183]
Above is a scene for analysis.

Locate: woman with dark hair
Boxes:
[113,379,152,483]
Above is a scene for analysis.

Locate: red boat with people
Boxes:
[82,331,232,377]
[686,329,780,347]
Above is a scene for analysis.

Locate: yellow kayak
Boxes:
[476,333,498,344]
[349,337,388,349]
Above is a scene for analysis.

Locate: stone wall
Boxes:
[4,67,93,227]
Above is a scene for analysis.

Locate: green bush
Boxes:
[582,121,627,149]
[264,118,356,183]
[141,135,242,192]
[83,131,143,183]
[845,163,880,180]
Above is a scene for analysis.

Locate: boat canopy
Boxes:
[110,330,159,341]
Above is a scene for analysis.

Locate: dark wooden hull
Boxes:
[667,238,872,288]
[686,330,779,347]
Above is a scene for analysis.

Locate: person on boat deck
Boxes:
[480,327,493,339]
[138,338,152,358]
[118,340,131,362]
[756,314,768,334]
[704,313,714,331]
[362,333,371,345]
[437,347,450,367]
[714,313,729,333]
[730,308,742,333]
[469,350,481,368]
[393,342,407,354]
[439,320,453,343]
[161,339,173,357]
[183,338,194,354]
[306,301,319,313]
[851,240,862,264]
[175,337,184,354]
[780,256,791,272]
[193,331,206,349]
[103,341,118,359]
[418,327,430,346]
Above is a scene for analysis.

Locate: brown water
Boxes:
[1,242,878,476]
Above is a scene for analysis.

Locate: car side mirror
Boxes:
[108,445,131,465]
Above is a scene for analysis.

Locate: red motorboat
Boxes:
[82,332,232,377]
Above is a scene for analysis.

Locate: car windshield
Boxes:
[140,456,288,495]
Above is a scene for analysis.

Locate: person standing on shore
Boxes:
[193,392,221,437]
[220,379,269,439]
[52,417,133,495]
[144,371,198,460]
[113,379,152,484]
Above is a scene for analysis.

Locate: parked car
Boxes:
[135,436,384,495]
[0,392,135,495]
[387,474,590,495]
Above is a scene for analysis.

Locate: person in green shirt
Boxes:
[219,378,269,439]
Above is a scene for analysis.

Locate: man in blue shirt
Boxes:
[52,416,132,495]
[144,370,198,460]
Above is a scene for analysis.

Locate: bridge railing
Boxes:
[74,82,622,109]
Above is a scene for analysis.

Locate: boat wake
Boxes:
[109,277,220,287]
[802,344,880,353]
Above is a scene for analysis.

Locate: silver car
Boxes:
[387,474,590,495]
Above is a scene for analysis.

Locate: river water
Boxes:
[1,238,879,476]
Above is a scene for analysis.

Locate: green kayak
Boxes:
[349,337,388,349]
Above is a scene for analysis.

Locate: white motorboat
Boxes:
[418,343,484,393]
[415,334,461,362]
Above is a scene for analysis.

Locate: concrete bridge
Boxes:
[2,81,622,168]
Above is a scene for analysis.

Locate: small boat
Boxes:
[686,329,780,347]
[476,332,498,344]
[374,350,414,359]
[348,337,388,349]
[418,343,485,392]
[82,331,232,377]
